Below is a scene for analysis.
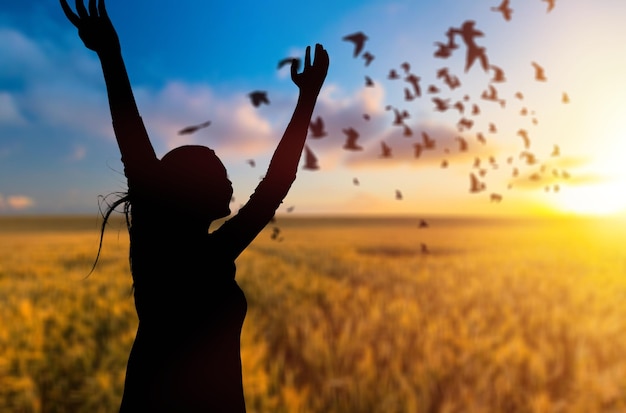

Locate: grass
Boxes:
[1,215,626,412]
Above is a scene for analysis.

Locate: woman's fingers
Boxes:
[290,58,299,82]
[60,0,81,26]
[304,46,312,69]
[75,0,89,18]
[98,0,109,19]
[88,0,98,16]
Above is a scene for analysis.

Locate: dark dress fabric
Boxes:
[114,118,289,413]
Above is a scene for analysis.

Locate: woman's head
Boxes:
[160,145,232,226]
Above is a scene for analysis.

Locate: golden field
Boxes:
[1,215,626,412]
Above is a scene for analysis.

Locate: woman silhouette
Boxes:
[60,1,329,412]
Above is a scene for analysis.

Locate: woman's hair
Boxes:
[87,191,131,277]
[87,145,224,277]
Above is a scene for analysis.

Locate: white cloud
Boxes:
[0,194,35,211]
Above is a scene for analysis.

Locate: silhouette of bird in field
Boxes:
[419,219,429,228]
[309,116,327,138]
[343,127,363,151]
[491,0,513,21]
[532,62,547,81]
[343,31,368,57]
[178,120,211,135]
[303,146,319,170]
[249,91,270,107]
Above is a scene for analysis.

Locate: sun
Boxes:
[552,180,626,216]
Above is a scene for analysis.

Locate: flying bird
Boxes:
[404,74,422,97]
[421,132,436,149]
[388,69,400,80]
[456,136,468,151]
[303,146,319,170]
[343,127,363,151]
[413,143,423,158]
[515,91,524,100]
[450,21,490,72]
[490,193,503,202]
[343,31,368,57]
[476,132,487,144]
[401,62,411,73]
[353,177,360,186]
[453,101,465,114]
[380,142,392,158]
[249,91,270,107]
[470,173,486,193]
[551,145,560,156]
[365,76,374,87]
[532,62,547,81]
[543,0,556,12]
[562,92,570,103]
[309,116,327,138]
[178,120,211,135]
[427,85,441,94]
[471,104,481,116]
[395,190,403,200]
[489,65,506,82]
[517,129,530,149]
[457,118,474,131]
[432,97,451,112]
[362,52,375,66]
[246,159,256,167]
[402,124,413,137]
[491,0,513,21]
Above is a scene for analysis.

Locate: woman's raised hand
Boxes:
[60,0,120,54]
[291,44,330,97]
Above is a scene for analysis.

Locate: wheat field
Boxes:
[1,215,626,412]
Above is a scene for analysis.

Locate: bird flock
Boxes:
[177,1,571,241]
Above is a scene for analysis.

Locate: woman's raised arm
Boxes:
[61,0,157,177]
[216,44,329,259]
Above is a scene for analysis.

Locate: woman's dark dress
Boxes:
[116,118,286,413]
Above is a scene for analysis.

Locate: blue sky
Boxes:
[2,0,626,216]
